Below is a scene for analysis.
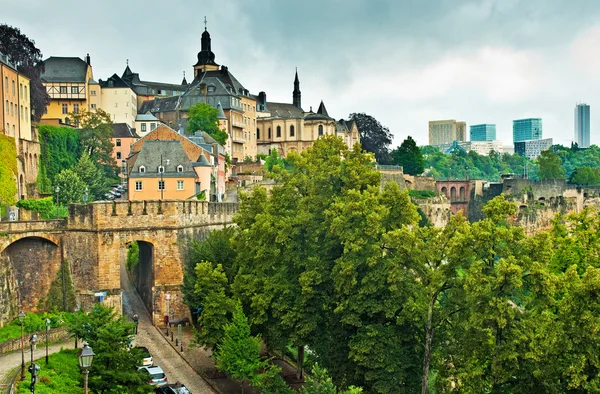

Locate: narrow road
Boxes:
[120,257,216,393]
[0,340,72,382]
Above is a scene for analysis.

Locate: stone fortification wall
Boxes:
[403,175,436,191]
[414,196,452,228]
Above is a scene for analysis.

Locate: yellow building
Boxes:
[428,119,466,146]
[40,54,101,125]
[99,74,137,127]
[0,52,39,201]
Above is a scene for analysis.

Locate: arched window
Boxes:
[257,128,260,140]
[459,187,466,201]
[441,186,447,198]
[450,187,457,202]
[177,165,183,173]
[290,125,295,137]
[139,165,146,173]
[276,126,281,138]
[268,127,271,139]
[318,124,324,136]
[158,166,164,173]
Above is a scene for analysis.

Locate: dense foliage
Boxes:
[348,113,392,164]
[0,133,17,207]
[70,109,117,179]
[37,125,81,193]
[183,134,600,393]
[390,136,424,175]
[423,146,538,180]
[0,311,74,343]
[0,24,50,121]
[186,102,228,145]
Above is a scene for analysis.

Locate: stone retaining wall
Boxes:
[0,326,70,354]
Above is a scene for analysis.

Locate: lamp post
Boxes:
[45,318,50,365]
[78,342,94,394]
[18,311,26,380]
[29,334,38,393]
[55,186,60,218]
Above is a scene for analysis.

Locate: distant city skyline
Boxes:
[3,0,600,147]
[513,118,543,143]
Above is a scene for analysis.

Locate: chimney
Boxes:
[86,53,91,66]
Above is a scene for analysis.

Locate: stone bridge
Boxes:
[0,200,238,326]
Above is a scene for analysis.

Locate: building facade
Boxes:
[429,120,466,146]
[470,124,496,142]
[40,55,101,125]
[574,103,590,148]
[513,118,542,143]
[135,112,161,138]
[99,74,137,127]
[440,140,504,156]
[514,138,553,159]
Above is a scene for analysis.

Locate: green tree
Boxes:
[390,136,425,175]
[54,169,86,204]
[214,301,264,394]
[73,153,108,200]
[126,241,139,271]
[302,364,363,394]
[348,113,392,164]
[537,150,566,180]
[37,125,81,192]
[568,166,600,185]
[186,102,228,145]
[70,109,116,177]
[73,305,153,394]
[0,24,50,121]
[194,262,234,350]
[263,148,288,175]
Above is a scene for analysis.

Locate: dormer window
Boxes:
[207,85,216,93]
[158,166,165,173]
[139,166,146,173]
[177,165,183,173]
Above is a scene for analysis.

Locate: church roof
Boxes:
[317,101,329,117]
[264,102,304,119]
[40,57,88,83]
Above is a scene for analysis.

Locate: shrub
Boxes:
[408,189,436,199]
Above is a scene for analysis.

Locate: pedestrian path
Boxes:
[0,340,73,383]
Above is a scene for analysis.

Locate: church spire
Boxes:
[293,68,301,109]
[193,17,219,75]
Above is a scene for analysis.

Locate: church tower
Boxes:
[193,18,220,76]
[293,69,301,109]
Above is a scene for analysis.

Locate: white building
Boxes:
[99,74,137,127]
[135,112,161,138]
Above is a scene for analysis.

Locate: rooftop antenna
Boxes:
[204,16,207,31]
[126,59,129,66]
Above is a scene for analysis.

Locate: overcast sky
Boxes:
[3,0,600,147]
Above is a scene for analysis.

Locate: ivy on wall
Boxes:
[39,259,76,312]
[37,125,81,193]
[0,133,18,207]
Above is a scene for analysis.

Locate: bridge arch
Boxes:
[0,236,62,315]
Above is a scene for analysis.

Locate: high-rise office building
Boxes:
[574,103,590,148]
[514,138,553,159]
[470,124,496,141]
[428,120,466,146]
[513,118,542,143]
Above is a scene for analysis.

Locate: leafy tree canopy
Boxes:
[54,168,86,204]
[537,149,566,180]
[348,113,392,164]
[390,136,424,175]
[0,24,50,121]
[70,109,116,176]
[186,102,228,145]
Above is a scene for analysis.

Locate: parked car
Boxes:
[155,382,191,394]
[104,193,115,200]
[133,346,153,367]
[139,365,167,386]
[109,190,121,197]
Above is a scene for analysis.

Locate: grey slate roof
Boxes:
[111,123,140,138]
[265,102,304,119]
[130,140,196,178]
[99,73,130,89]
[41,57,88,83]
[135,112,159,122]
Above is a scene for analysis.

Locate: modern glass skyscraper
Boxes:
[513,118,542,143]
[470,124,496,141]
[574,103,590,148]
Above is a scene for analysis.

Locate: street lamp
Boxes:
[78,342,94,394]
[55,186,60,218]
[29,334,38,393]
[45,318,51,365]
[18,311,26,380]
